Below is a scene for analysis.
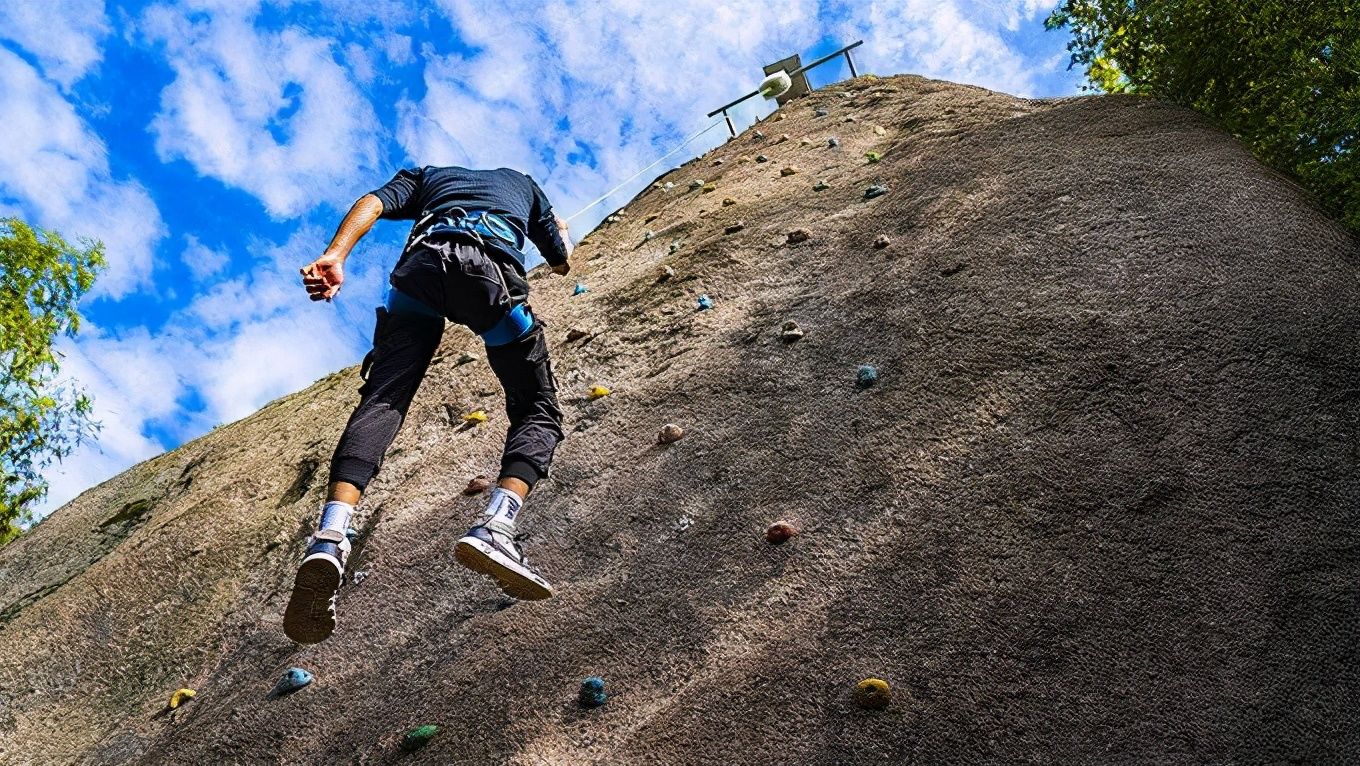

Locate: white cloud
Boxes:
[0,0,110,88]
[0,47,165,299]
[143,0,382,218]
[180,234,231,281]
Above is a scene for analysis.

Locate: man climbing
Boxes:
[283,166,573,645]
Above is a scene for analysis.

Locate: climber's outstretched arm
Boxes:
[300,194,384,302]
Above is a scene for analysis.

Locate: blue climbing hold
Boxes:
[864,184,889,199]
[344,527,357,542]
[856,364,879,388]
[579,676,607,708]
[274,667,313,696]
[573,282,588,295]
[697,294,715,311]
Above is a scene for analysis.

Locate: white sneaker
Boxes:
[454,524,554,600]
[283,529,350,644]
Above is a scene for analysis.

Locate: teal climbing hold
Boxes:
[579,677,607,708]
[856,364,879,388]
[864,184,889,199]
[274,667,313,696]
[573,282,588,296]
[401,724,440,752]
[697,294,715,311]
[344,527,357,542]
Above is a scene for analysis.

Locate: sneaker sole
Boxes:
[454,537,554,601]
[283,553,341,644]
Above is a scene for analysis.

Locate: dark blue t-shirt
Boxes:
[368,165,569,270]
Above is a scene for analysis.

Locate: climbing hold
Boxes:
[865,151,882,163]
[464,475,492,495]
[689,179,705,190]
[643,230,655,241]
[658,423,685,444]
[401,725,440,752]
[844,115,858,122]
[787,229,810,244]
[827,137,840,148]
[856,365,879,388]
[766,522,798,544]
[814,107,829,117]
[753,130,765,140]
[722,197,737,207]
[873,125,887,136]
[874,234,891,249]
[462,410,488,424]
[352,569,370,584]
[711,158,724,166]
[579,677,608,708]
[723,222,745,235]
[573,282,589,295]
[780,166,798,177]
[675,515,693,532]
[663,182,674,191]
[854,678,892,710]
[605,214,621,224]
[566,328,590,342]
[344,527,358,542]
[668,242,679,255]
[755,154,769,163]
[780,321,804,342]
[274,667,314,696]
[697,294,716,310]
[167,688,196,709]
[773,111,786,121]
[737,157,751,164]
[644,213,659,223]
[800,138,812,147]
[702,182,717,193]
[455,351,478,365]
[588,385,611,400]
[656,265,676,283]
[864,185,889,199]
[777,133,790,143]
[812,180,830,192]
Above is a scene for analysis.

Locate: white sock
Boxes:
[319,500,354,536]
[481,487,523,533]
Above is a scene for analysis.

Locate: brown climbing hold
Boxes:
[724,222,745,235]
[873,234,891,249]
[777,133,790,143]
[787,229,810,244]
[656,265,675,283]
[566,328,590,342]
[722,198,737,207]
[644,213,659,223]
[658,423,685,444]
[766,522,798,544]
[712,158,724,166]
[463,475,491,495]
[780,166,798,176]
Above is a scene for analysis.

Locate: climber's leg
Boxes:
[284,295,443,644]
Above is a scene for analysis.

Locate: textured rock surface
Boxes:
[1,74,1358,764]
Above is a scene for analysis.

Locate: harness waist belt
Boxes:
[414,208,524,251]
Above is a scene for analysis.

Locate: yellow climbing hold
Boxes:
[462,410,488,424]
[168,688,196,709]
[588,386,612,400]
[854,678,891,709]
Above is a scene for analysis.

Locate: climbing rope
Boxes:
[562,119,727,223]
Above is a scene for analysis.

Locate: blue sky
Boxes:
[0,0,1085,519]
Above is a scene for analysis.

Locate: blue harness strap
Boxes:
[481,303,535,347]
[384,287,442,317]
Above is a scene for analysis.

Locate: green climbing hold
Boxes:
[401,725,440,752]
[865,151,882,163]
[579,676,608,708]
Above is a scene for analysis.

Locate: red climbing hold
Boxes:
[766,522,798,544]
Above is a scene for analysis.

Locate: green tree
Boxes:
[1047,0,1360,229]
[0,218,104,543]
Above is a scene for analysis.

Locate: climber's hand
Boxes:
[300,254,345,302]
[551,262,571,276]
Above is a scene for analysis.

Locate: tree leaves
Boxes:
[1048,0,1360,229]
[0,217,104,544]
